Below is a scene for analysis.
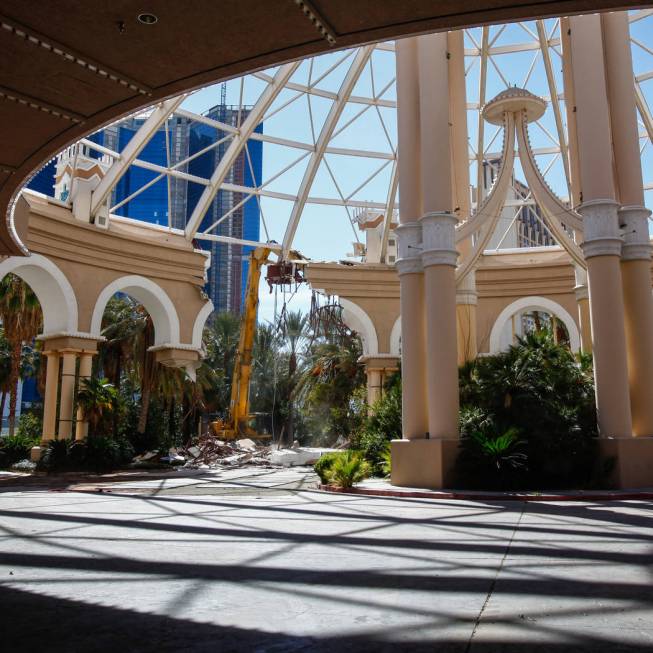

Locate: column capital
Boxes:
[578,199,622,259]
[620,205,652,261]
[395,221,423,275]
[420,212,458,268]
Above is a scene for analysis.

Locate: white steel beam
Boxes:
[184,61,300,239]
[281,45,374,255]
[475,27,490,204]
[90,95,185,217]
[635,82,653,144]
[194,233,283,251]
[379,159,399,263]
[536,20,571,196]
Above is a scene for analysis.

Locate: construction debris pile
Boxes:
[130,433,339,471]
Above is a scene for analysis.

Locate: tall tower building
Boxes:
[29,105,263,316]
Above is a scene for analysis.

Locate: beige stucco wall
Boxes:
[307,248,584,356]
[11,192,211,347]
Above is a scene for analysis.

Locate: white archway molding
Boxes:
[339,298,378,356]
[192,299,215,350]
[390,315,402,356]
[489,295,581,353]
[0,253,78,334]
[91,275,180,346]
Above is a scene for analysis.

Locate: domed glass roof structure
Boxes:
[29,11,653,264]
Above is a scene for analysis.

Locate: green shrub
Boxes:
[457,408,527,489]
[38,435,134,472]
[314,451,343,484]
[458,331,598,489]
[328,450,371,489]
[16,413,42,443]
[39,439,74,472]
[0,431,38,469]
[351,372,401,473]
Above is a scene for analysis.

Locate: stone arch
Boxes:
[489,295,581,354]
[192,299,215,349]
[0,253,78,334]
[339,298,378,356]
[390,315,402,356]
[90,275,180,346]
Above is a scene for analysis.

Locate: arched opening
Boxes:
[489,296,581,354]
[95,290,193,455]
[0,271,44,453]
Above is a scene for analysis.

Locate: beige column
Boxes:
[603,11,653,438]
[395,223,427,438]
[394,36,428,440]
[57,351,78,440]
[574,266,592,354]
[568,14,632,439]
[366,368,382,406]
[418,32,459,439]
[456,273,478,364]
[421,214,460,439]
[41,351,60,441]
[75,352,94,439]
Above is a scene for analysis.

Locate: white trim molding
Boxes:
[0,253,78,334]
[489,295,581,353]
[91,275,180,346]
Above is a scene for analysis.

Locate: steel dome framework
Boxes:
[38,9,653,263]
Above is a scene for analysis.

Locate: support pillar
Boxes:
[393,36,427,440]
[603,11,653,440]
[567,14,632,441]
[57,351,78,440]
[392,33,459,489]
[31,351,60,461]
[75,352,94,440]
[574,266,591,354]
[456,273,478,364]
[421,213,460,440]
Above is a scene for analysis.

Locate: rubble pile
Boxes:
[180,433,273,469]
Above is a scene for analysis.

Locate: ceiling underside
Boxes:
[0,0,648,254]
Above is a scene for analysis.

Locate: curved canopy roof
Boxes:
[0,0,647,254]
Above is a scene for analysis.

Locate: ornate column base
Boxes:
[599,437,653,488]
[390,438,458,489]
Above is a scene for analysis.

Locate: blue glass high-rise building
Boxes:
[24,105,262,314]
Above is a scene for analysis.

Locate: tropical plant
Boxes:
[0,431,38,468]
[328,450,371,488]
[77,377,120,436]
[314,451,344,484]
[458,330,597,488]
[16,412,42,442]
[0,274,42,435]
[351,371,402,473]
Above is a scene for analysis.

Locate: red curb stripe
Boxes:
[318,484,653,502]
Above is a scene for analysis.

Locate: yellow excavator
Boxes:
[210,246,304,440]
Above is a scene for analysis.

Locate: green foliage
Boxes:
[0,430,39,468]
[458,331,597,489]
[38,436,134,472]
[77,377,120,436]
[298,330,366,446]
[328,450,371,488]
[314,451,343,484]
[16,412,42,443]
[351,372,402,473]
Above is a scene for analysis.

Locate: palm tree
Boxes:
[76,377,119,437]
[281,310,308,445]
[0,274,42,435]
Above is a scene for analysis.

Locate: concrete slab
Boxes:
[0,468,651,651]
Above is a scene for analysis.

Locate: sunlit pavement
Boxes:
[1,468,652,652]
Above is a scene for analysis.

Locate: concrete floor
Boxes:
[0,467,652,652]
